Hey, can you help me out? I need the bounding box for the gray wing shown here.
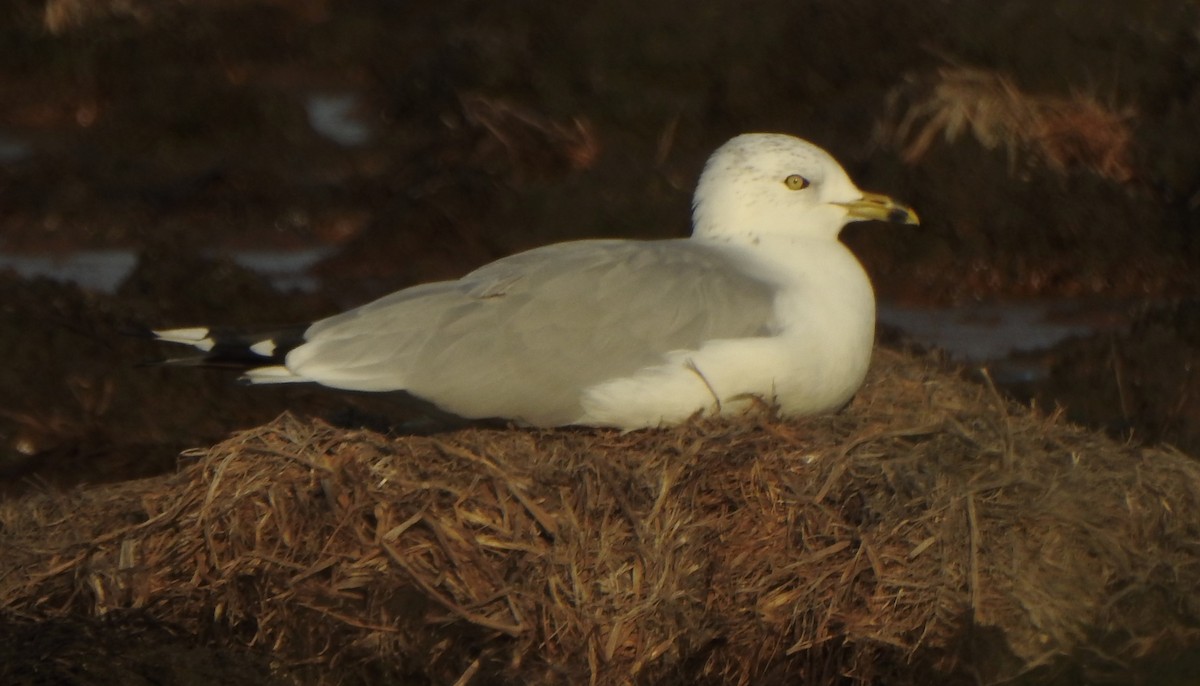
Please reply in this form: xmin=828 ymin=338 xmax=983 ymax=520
xmin=291 ymin=239 xmax=778 ymax=425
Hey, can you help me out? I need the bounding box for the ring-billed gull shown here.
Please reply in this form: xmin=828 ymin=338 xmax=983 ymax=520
xmin=153 ymin=133 xmax=917 ymax=428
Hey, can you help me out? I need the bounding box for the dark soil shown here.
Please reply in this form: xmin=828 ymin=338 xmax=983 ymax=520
xmin=0 ymin=612 xmax=286 ymax=686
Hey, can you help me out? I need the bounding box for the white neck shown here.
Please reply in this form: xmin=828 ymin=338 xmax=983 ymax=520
xmin=691 ymin=183 xmax=850 ymax=244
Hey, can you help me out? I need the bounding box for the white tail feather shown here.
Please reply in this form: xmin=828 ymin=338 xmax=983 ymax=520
xmin=153 ymin=327 xmax=215 ymax=352
xmin=242 ymin=365 xmax=308 ymax=384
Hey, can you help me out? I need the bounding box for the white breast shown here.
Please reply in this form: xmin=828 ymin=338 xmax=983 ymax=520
xmin=575 ymin=236 xmax=876 ymax=428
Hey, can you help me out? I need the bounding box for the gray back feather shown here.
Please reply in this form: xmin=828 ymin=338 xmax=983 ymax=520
xmin=298 ymin=239 xmax=778 ymax=425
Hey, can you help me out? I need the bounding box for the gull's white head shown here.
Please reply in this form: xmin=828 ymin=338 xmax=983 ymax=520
xmin=691 ymin=133 xmax=917 ymax=243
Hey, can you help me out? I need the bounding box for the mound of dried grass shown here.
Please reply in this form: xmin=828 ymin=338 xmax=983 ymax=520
xmin=3 ymin=348 xmax=1199 ymax=685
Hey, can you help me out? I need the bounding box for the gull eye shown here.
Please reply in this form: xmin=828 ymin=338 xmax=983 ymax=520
xmin=784 ymin=174 xmax=810 ymax=190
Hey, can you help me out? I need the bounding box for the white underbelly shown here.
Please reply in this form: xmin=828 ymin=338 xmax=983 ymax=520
xmin=576 ymin=327 xmax=874 ymax=429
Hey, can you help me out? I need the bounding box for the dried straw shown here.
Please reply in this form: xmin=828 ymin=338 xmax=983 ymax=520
xmin=3 ymin=348 xmax=1198 ymax=685
xmin=879 ymin=66 xmax=1135 ymax=183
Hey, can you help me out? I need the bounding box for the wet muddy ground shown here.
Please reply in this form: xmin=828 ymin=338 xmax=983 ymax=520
xmin=2 ymin=0 xmax=1199 ymax=683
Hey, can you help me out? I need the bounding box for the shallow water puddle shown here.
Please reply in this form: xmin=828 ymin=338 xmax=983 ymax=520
xmin=877 ymin=300 xmax=1134 ymax=362
xmin=0 ymin=247 xmax=333 ymax=293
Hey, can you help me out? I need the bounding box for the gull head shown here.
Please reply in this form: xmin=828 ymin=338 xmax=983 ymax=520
xmin=691 ymin=133 xmax=918 ymax=243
